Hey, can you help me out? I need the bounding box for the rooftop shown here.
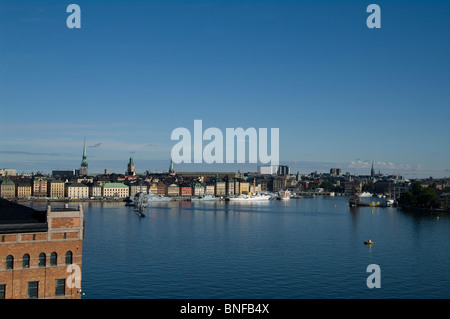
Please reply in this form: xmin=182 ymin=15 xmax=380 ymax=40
xmin=103 ymin=182 xmax=128 ymax=188
xmin=0 ymin=198 xmax=47 ymax=233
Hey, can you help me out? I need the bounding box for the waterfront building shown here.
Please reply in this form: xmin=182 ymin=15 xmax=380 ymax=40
xmin=89 ymin=184 xmax=102 ymax=198
xmin=179 ymin=186 xmax=192 ymax=197
xmin=0 ymin=179 xmax=16 ymax=199
xmin=215 ymin=181 xmax=226 ymax=197
xmin=157 ymin=182 xmax=168 ymax=196
xmin=226 ymin=181 xmax=235 ymax=196
xmin=239 ymin=182 xmax=250 ymax=194
xmin=167 ymin=184 xmax=180 ymax=197
xmin=0 ymin=199 xmax=84 ymax=299
xmin=16 ymin=182 xmax=32 ymax=199
xmin=32 ymin=177 xmax=47 ymax=197
xmin=233 ymin=180 xmax=240 ymax=195
xmin=65 ymin=183 xmax=89 ymax=199
xmin=102 ymin=183 xmax=129 ymax=198
xmin=193 ymin=182 xmax=205 ymax=196
xmin=48 ymin=180 xmax=65 ymax=198
xmin=149 ymin=183 xmax=158 ymax=194
xmin=127 ymin=157 xmax=135 ymax=176
xmin=79 ymin=139 xmax=88 ymax=176
xmin=129 ymin=184 xmax=147 ymax=198
xmin=205 ymin=185 xmax=215 ymax=196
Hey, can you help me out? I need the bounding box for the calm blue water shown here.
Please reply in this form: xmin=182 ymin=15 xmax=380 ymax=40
xmin=48 ymin=197 xmax=450 ymax=299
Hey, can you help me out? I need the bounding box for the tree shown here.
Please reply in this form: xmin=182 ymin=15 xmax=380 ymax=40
xmin=398 ymin=181 xmax=439 ymax=209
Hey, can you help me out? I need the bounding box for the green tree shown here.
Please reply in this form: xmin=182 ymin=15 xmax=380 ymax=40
xmin=399 ymin=181 xmax=439 ymax=208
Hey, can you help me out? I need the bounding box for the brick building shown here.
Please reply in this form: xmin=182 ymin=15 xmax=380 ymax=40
xmin=0 ymin=199 xmax=84 ymax=299
xmin=32 ymin=177 xmax=47 ymax=197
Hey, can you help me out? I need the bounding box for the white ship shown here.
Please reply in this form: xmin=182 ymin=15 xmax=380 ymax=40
xmin=147 ymin=190 xmax=172 ymax=202
xmin=191 ymin=194 xmax=219 ymax=201
xmin=131 ymin=191 xmax=172 ymax=204
xmin=358 ymin=192 xmax=373 ymax=197
xmin=227 ymin=193 xmax=271 ymax=201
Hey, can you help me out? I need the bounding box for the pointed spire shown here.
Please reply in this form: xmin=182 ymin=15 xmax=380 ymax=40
xmin=169 ymin=158 xmax=175 ymax=175
xmin=80 ymin=138 xmax=88 ymax=168
xmin=83 ymin=138 xmax=86 ymax=158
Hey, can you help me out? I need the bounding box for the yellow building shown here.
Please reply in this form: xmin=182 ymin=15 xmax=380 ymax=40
xmin=16 ymin=183 xmax=32 ymax=199
xmin=102 ymin=183 xmax=129 ymax=198
xmin=149 ymin=183 xmax=158 ymax=194
xmin=215 ymin=181 xmax=226 ymax=197
xmin=239 ymin=182 xmax=250 ymax=194
xmin=65 ymin=183 xmax=89 ymax=199
xmin=0 ymin=179 xmax=15 ymax=199
xmin=167 ymin=184 xmax=179 ymax=197
xmin=48 ymin=180 xmax=65 ymax=198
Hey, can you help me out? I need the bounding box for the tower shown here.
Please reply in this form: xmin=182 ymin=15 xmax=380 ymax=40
xmin=79 ymin=138 xmax=88 ymax=176
xmin=127 ymin=156 xmax=135 ymax=176
xmin=371 ymin=161 xmax=375 ymax=178
xmin=169 ymin=159 xmax=175 ymax=176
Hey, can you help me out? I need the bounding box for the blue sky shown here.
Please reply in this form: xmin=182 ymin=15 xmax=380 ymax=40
xmin=1 ymin=0 xmax=449 ymax=177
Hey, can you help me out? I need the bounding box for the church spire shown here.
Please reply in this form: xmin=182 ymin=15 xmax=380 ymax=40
xmin=371 ymin=160 xmax=375 ymax=177
xmin=169 ymin=158 xmax=175 ymax=176
xmin=79 ymin=138 xmax=88 ymax=176
xmin=80 ymin=138 xmax=88 ymax=168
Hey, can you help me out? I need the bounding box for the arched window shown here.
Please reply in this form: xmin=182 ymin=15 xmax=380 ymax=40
xmin=50 ymin=252 xmax=57 ymax=266
xmin=38 ymin=253 xmax=46 ymax=267
xmin=23 ymin=254 xmax=30 ymax=268
xmin=6 ymin=255 xmax=13 ymax=270
xmin=65 ymin=251 xmax=73 ymax=265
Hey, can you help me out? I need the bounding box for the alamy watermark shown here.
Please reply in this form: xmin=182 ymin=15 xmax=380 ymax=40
xmin=66 ymin=264 xmax=82 ymax=289
xmin=366 ymin=264 xmax=381 ymax=289
xmin=171 ymin=120 xmax=279 ymax=166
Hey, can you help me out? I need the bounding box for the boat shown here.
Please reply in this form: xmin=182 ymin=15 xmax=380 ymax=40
xmin=191 ymin=194 xmax=219 ymax=201
xmin=147 ymin=190 xmax=172 ymax=202
xmin=386 ymin=199 xmax=395 ymax=206
xmin=277 ymin=190 xmax=291 ymax=200
xmin=227 ymin=193 xmax=271 ymax=201
xmin=364 ymin=240 xmax=374 ymax=245
xmin=359 ymin=192 xmax=373 ymax=197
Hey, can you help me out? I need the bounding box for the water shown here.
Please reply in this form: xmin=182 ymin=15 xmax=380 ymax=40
xmin=51 ymin=197 xmax=450 ymax=299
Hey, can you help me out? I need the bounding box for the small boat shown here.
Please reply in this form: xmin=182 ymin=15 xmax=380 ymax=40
xmin=364 ymin=240 xmax=374 ymax=245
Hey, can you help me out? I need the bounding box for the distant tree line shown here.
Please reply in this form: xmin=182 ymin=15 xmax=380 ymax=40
xmin=398 ymin=181 xmax=440 ymax=209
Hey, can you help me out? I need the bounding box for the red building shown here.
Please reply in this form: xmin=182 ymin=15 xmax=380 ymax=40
xmin=0 ymin=199 xmax=84 ymax=299
xmin=179 ymin=186 xmax=192 ymax=196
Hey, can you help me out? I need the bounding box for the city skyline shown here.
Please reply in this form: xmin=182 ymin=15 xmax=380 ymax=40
xmin=1 ymin=1 xmax=449 ymax=178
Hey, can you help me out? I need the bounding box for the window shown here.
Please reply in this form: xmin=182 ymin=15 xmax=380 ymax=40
xmin=38 ymin=253 xmax=46 ymax=267
xmin=55 ymin=279 xmax=65 ymax=297
xmin=65 ymin=251 xmax=73 ymax=265
xmin=50 ymin=252 xmax=57 ymax=266
xmin=22 ymin=254 xmax=30 ymax=268
xmin=0 ymin=284 xmax=5 ymax=299
xmin=28 ymin=281 xmax=38 ymax=299
xmin=6 ymin=255 xmax=13 ymax=270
